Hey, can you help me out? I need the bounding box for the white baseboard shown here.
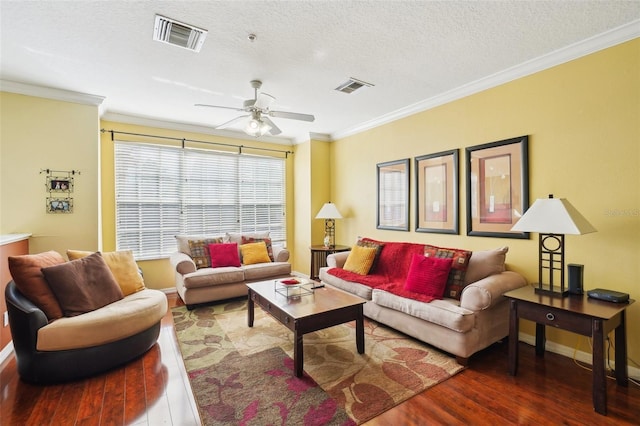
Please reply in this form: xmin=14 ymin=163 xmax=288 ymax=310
xmin=518 ymin=332 xmax=640 ymax=381
xmin=0 ymin=342 xmax=14 ymax=366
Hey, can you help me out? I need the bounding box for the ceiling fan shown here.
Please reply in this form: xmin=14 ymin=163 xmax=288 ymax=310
xmin=195 ymin=80 xmax=315 ymax=137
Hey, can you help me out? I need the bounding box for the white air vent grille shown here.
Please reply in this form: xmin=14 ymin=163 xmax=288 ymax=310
xmin=153 ymin=15 xmax=207 ymax=52
xmin=335 ymin=77 xmax=374 ymax=94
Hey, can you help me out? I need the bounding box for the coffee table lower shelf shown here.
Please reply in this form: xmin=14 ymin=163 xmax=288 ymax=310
xmin=247 ymin=280 xmax=365 ymax=377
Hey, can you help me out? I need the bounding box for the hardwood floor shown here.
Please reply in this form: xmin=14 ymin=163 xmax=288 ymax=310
xmin=1 ymin=293 xmax=638 ymax=425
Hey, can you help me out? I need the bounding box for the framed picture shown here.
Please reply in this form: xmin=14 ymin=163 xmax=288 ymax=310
xmin=47 ymin=197 xmax=73 ymax=214
xmin=415 ymin=149 xmax=459 ymax=234
xmin=466 ymin=135 xmax=529 ymax=238
xmin=377 ymin=158 xmax=410 ymax=231
xmin=47 ymin=176 xmax=74 ymax=193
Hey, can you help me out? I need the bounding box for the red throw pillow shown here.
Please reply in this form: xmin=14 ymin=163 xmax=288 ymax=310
xmin=404 ymin=254 xmax=453 ymax=298
xmin=208 ymin=243 xmax=241 ymax=267
xmin=424 ymin=245 xmax=472 ymax=300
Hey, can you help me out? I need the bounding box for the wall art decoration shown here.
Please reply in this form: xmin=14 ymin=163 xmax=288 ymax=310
xmin=415 ymin=149 xmax=458 ymax=234
xmin=41 ymin=168 xmax=79 ymax=214
xmin=47 ymin=176 xmax=74 ymax=193
xmin=47 ymin=197 xmax=73 ymax=213
xmin=377 ymin=158 xmax=410 ymax=231
xmin=465 ymin=136 xmax=529 ymax=238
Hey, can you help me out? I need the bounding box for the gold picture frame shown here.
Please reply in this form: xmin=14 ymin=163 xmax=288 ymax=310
xmin=376 ymin=158 xmax=410 ymax=231
xmin=415 ymin=149 xmax=458 ymax=234
xmin=465 ymin=135 xmax=529 ymax=238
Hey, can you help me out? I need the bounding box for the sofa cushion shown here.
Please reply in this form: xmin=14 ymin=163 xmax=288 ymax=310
xmin=188 ymin=238 xmax=225 ymax=269
xmin=464 ymin=246 xmax=508 ymax=285
xmin=175 ymin=234 xmax=225 ymax=256
xmin=8 ymin=251 xmax=66 ymax=321
xmin=182 ymin=267 xmax=245 ymax=289
xmin=372 ymin=289 xmax=475 ymax=333
xmin=424 ymin=245 xmax=472 ymax=300
xmin=41 ymin=252 xmax=124 ymax=317
xmin=343 ymin=245 xmax=377 ymax=275
xmin=37 ymin=288 xmax=167 ymax=351
xmin=240 ymin=242 xmax=272 ymax=265
xmin=67 ymin=250 xmax=145 ymax=296
xmin=208 ymin=243 xmax=241 ymax=267
xmin=357 ymin=237 xmax=385 ymax=273
xmin=320 ymin=269 xmax=374 ymax=300
xmin=404 ymin=254 xmax=452 ymax=299
xmin=241 ymin=236 xmax=274 ymax=261
xmin=227 ymin=231 xmax=269 ymax=245
xmin=243 ymin=262 xmax=292 ymax=281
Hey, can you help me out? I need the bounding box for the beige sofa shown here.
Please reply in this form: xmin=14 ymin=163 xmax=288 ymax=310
xmin=319 ymin=242 xmax=526 ymax=365
xmin=170 ymin=233 xmax=291 ymax=308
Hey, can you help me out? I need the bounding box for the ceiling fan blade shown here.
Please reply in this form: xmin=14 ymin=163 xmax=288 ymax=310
xmin=195 ymin=103 xmax=245 ymax=112
xmin=261 ymin=117 xmax=282 ymax=135
xmin=215 ymin=115 xmax=249 ymax=130
xmin=269 ymin=110 xmax=315 ymax=122
xmin=254 ymin=93 xmax=276 ymax=110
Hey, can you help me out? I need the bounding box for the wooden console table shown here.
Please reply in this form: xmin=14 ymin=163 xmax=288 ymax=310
xmin=309 ymin=245 xmax=350 ymax=281
xmin=505 ymin=285 xmax=634 ymax=415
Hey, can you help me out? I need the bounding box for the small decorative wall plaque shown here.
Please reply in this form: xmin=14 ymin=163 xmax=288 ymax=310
xmin=41 ymin=168 xmax=79 ymax=214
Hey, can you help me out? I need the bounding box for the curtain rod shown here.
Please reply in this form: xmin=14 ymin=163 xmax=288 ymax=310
xmin=100 ymin=129 xmax=294 ymax=158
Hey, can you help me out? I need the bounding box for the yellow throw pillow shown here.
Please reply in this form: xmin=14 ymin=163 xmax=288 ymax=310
xmin=67 ymin=250 xmax=145 ymax=296
xmin=343 ymin=245 xmax=377 ymax=275
xmin=239 ymin=242 xmax=272 ymax=265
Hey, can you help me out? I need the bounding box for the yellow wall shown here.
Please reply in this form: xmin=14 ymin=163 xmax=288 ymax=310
xmin=0 ymin=92 xmax=101 ymax=255
xmin=290 ymin=138 xmax=332 ymax=275
xmin=99 ymin=120 xmax=296 ymax=289
xmin=328 ymin=39 xmax=640 ymax=363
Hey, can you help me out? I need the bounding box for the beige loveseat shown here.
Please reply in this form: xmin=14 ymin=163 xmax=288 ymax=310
xmin=170 ymin=232 xmax=291 ymax=308
xmin=319 ymin=240 xmax=526 ymax=365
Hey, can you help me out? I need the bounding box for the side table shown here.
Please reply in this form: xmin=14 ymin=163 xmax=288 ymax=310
xmin=309 ymin=245 xmax=350 ymax=281
xmin=504 ymin=285 xmax=634 ymax=415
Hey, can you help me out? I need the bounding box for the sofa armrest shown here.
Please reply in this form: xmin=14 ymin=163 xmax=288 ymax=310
xmin=460 ymin=271 xmax=527 ymax=311
xmin=327 ymin=251 xmax=350 ymax=268
xmin=273 ymin=245 xmax=290 ymax=262
xmin=169 ymin=252 xmax=197 ymax=275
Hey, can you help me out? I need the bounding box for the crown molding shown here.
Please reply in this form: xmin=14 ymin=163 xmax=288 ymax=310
xmin=0 ymin=80 xmax=105 ymax=107
xmin=330 ymin=20 xmax=640 ymax=141
xmin=101 ymin=112 xmax=296 ymax=146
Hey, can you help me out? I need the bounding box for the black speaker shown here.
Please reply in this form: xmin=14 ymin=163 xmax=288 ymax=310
xmin=568 ymin=264 xmax=584 ymax=295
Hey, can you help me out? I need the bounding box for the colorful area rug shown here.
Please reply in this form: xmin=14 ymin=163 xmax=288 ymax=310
xmin=172 ymin=299 xmax=464 ymax=425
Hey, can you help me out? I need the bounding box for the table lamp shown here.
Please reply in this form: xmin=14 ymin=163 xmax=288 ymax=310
xmin=315 ymin=202 xmax=342 ymax=248
xmin=511 ymin=194 xmax=596 ymax=296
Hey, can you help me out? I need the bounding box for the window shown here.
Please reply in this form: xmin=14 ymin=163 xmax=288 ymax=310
xmin=115 ymin=142 xmax=286 ymax=259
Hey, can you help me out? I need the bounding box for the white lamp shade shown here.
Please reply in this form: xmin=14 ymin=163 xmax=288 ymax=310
xmin=315 ymin=202 xmax=343 ymax=219
xmin=511 ymin=196 xmax=596 ymax=235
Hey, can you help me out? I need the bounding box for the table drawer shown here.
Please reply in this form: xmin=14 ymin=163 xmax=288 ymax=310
xmin=518 ymin=302 xmax=592 ymax=335
xmin=251 ymin=292 xmax=295 ymax=330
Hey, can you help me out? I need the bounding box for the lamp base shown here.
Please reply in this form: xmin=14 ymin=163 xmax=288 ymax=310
xmin=534 ymin=284 xmax=569 ymax=297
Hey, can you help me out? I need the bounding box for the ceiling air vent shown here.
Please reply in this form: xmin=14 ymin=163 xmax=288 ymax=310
xmin=335 ymin=77 xmax=374 ymax=94
xmin=153 ymin=15 xmax=207 ymax=52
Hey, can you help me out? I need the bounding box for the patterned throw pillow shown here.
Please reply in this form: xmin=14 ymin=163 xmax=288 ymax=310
xmin=423 ymin=245 xmax=472 ymax=300
xmin=343 ymin=245 xmax=378 ymax=275
xmin=357 ymin=237 xmax=385 ymax=274
xmin=188 ymin=238 xmax=224 ymax=269
xmin=240 ymin=236 xmax=274 ymax=261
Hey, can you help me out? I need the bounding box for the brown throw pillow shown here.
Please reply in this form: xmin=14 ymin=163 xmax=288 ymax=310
xmin=67 ymin=249 xmax=145 ymax=296
xmin=41 ymin=252 xmax=124 ymax=317
xmin=8 ymin=251 xmax=66 ymax=321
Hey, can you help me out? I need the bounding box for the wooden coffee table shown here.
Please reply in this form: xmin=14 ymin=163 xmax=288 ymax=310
xmin=247 ymin=279 xmax=365 ymax=377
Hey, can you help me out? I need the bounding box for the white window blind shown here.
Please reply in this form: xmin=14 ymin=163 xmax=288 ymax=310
xmin=115 ymin=142 xmax=286 ymax=259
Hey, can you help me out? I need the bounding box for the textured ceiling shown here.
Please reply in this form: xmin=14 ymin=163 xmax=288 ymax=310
xmin=1 ymin=1 xmax=639 ymax=143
